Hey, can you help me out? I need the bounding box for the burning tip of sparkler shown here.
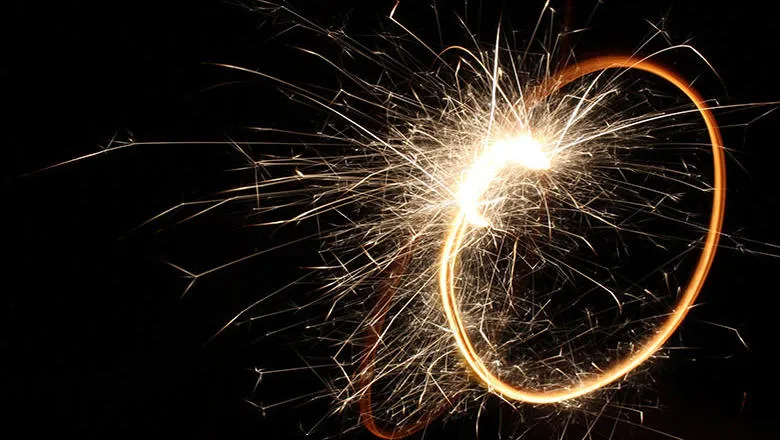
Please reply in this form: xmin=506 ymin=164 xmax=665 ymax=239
xmin=495 ymin=134 xmax=552 ymax=171
xmin=457 ymin=133 xmax=552 ymax=227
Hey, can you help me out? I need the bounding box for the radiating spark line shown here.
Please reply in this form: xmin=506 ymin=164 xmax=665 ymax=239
xmin=439 ymin=55 xmax=725 ymax=404
xmin=27 ymin=2 xmax=773 ymax=438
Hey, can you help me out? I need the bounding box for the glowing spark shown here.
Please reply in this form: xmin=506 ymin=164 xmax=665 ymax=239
xmin=439 ymin=55 xmax=725 ymax=404
xmin=65 ymin=3 xmax=753 ymax=437
xmin=457 ymin=134 xmax=552 ymax=227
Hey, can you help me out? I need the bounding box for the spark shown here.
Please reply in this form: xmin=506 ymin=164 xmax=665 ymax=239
xmin=440 ymin=55 xmax=725 ymax=404
xmin=165 ymin=7 xmax=733 ymax=434
xmin=32 ymin=1 xmax=773 ymax=438
xmin=457 ymin=134 xmax=552 ymax=227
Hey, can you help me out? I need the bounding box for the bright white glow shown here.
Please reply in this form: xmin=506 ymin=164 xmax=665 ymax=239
xmin=457 ymin=135 xmax=551 ymax=227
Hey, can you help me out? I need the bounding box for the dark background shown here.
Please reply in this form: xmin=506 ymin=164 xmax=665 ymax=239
xmin=3 ymin=1 xmax=780 ymax=438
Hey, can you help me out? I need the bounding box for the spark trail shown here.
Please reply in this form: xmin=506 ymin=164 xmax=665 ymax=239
xmin=158 ymin=3 xmax=732 ymax=437
xmin=439 ymin=55 xmax=725 ymax=405
xmin=37 ymin=1 xmax=764 ymax=438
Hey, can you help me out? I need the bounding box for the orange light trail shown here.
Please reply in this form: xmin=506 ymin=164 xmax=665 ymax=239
xmin=357 ymin=240 xmax=450 ymax=439
xmin=439 ymin=55 xmax=726 ymax=404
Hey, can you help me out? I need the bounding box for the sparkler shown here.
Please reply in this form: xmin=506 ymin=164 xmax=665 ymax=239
xmin=35 ymin=1 xmax=745 ymax=437
xmin=440 ymin=55 xmax=725 ymax=405
xmin=163 ymin=2 xmax=731 ymax=436
xmin=346 ymin=45 xmax=726 ymax=435
xmin=225 ymin=0 xmax=732 ymax=433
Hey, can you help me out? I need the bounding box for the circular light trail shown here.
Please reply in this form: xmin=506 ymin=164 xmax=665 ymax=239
xmin=439 ymin=55 xmax=726 ymax=404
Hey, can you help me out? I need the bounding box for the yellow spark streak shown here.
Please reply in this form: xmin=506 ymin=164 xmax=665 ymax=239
xmin=439 ymin=56 xmax=726 ymax=404
xmin=456 ymin=135 xmax=551 ymax=227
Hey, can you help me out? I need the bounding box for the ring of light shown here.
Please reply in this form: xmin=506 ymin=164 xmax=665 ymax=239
xmin=439 ymin=56 xmax=726 ymax=404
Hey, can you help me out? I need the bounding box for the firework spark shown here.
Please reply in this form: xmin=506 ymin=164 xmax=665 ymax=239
xmin=439 ymin=55 xmax=725 ymax=406
xmin=221 ymin=2 xmax=733 ymax=435
xmin=34 ymin=1 xmax=761 ymax=438
xmin=147 ymin=2 xmax=730 ymax=436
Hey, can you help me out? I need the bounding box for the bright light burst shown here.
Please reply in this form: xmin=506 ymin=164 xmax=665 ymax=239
xmin=457 ymin=133 xmax=552 ymax=228
xmin=440 ymin=55 xmax=725 ymax=408
xmin=53 ymin=0 xmax=760 ymax=437
xmin=205 ymin=2 xmax=731 ymax=437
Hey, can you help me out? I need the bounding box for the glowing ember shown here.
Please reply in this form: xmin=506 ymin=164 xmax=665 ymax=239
xmin=457 ymin=134 xmax=552 ymax=227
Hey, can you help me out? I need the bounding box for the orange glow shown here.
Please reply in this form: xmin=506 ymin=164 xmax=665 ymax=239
xmin=358 ymin=240 xmax=450 ymax=439
xmin=439 ymin=55 xmax=726 ymax=404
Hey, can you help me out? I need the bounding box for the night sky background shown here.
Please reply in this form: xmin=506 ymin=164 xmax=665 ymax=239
xmin=4 ymin=1 xmax=780 ymax=438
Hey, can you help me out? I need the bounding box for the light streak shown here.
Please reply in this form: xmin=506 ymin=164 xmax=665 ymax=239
xmin=357 ymin=238 xmax=450 ymax=439
xmin=39 ymin=1 xmax=762 ymax=437
xmin=457 ymin=134 xmax=552 ymax=228
xmin=234 ymin=11 xmax=734 ymax=433
xmin=439 ymin=55 xmax=725 ymax=404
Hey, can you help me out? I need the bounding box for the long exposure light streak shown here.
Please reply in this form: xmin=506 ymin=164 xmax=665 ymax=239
xmin=36 ymin=2 xmax=757 ymax=438
xmin=439 ymin=55 xmax=725 ymax=404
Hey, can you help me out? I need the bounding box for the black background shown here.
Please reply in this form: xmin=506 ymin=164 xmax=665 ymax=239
xmin=4 ymin=1 xmax=780 ymax=438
